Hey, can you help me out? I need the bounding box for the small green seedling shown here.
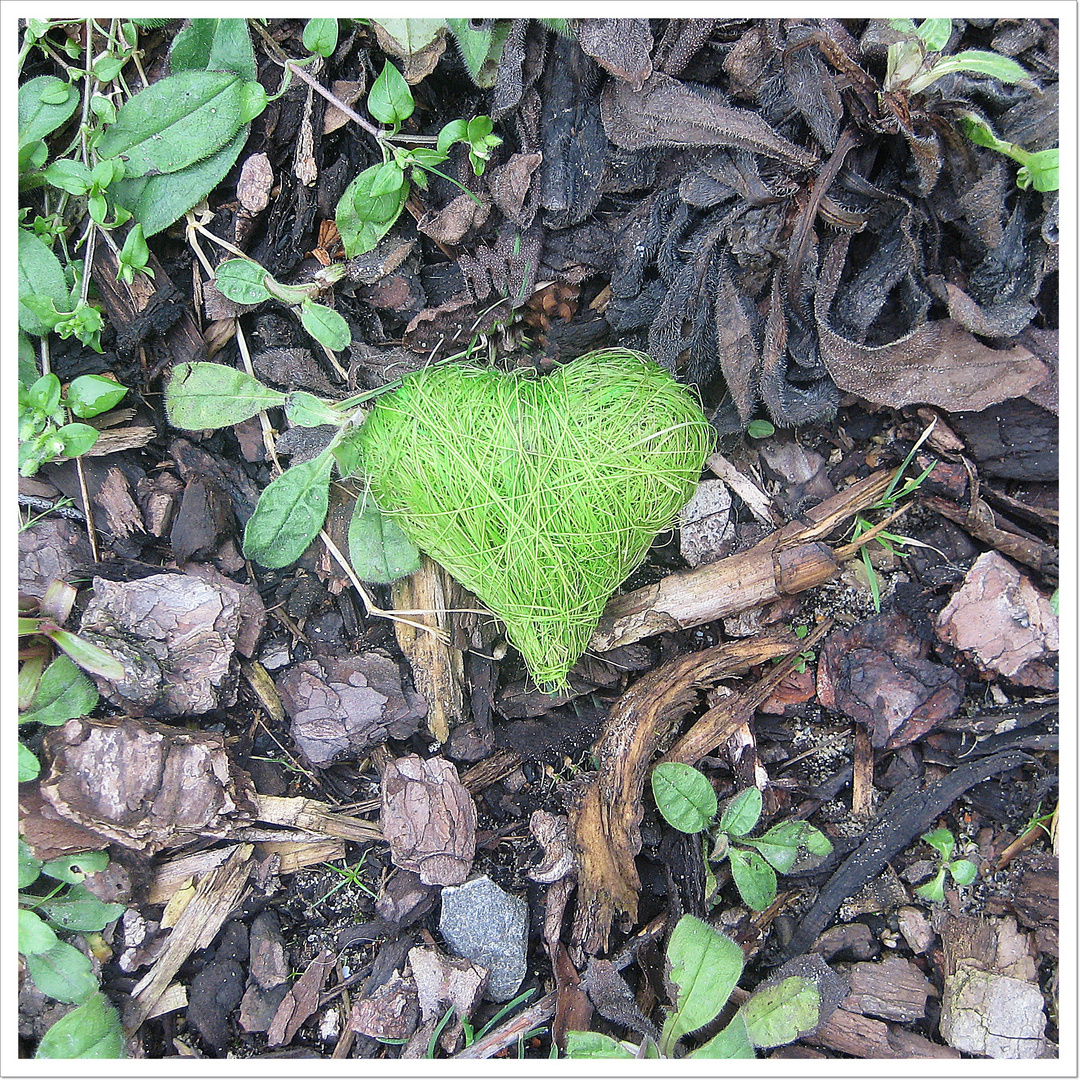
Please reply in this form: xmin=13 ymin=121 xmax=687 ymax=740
xmin=566 ymin=915 xmax=829 ymax=1058
xmin=18 ymin=841 xmax=126 ymax=1058
xmin=18 ymin=371 xmax=128 ymax=478
xmin=956 ymin=112 xmax=1058 ymax=193
xmin=914 ymin=827 xmax=978 ymax=902
xmin=213 ymin=257 xmax=350 ymax=353
xmin=650 ymin=768 xmax=832 ymax=913
xmin=334 ymin=61 xmax=500 ymax=257
xmin=745 ymin=419 xmax=775 ymax=439
xmin=850 ymin=419 xmax=939 ymax=611
xmin=427 ymin=987 xmax=538 ymax=1057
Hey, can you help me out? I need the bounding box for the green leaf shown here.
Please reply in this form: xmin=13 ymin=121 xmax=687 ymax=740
xmin=41 ymin=851 xmax=110 ymax=884
xmin=348 ymin=494 xmax=421 ymax=584
xmin=65 ymin=375 xmax=128 ymax=419
xmin=688 ymin=1014 xmax=756 ymax=1058
xmin=661 ymin=915 xmax=744 ymax=1053
xmin=19 ymin=908 xmax=58 ymax=955
xmin=446 ymin=19 xmax=511 ymax=88
xmin=367 ymin=61 xmax=414 ymax=125
xmin=93 ymin=53 xmax=127 ymax=83
xmin=740 ymin=976 xmax=820 ymax=1048
xmin=19 ymin=840 xmax=44 ymax=889
xmin=335 ymin=163 xmax=408 ymax=257
xmin=21 ymin=654 xmax=98 ymax=727
xmin=214 ymin=258 xmax=271 ymax=304
xmin=1017 ymin=148 xmax=1058 ymax=192
xmin=368 ymin=160 xmax=407 ymax=197
xmin=916 ymin=18 xmax=953 ymax=51
xmin=909 ymin=50 xmax=1028 ymax=94
xmin=165 ymin=361 xmax=285 ymax=429
xmin=303 ymin=18 xmax=339 ymax=58
xmin=299 ymin=299 xmax=351 ymax=352
xmin=242 ymin=451 xmax=335 ymax=569
xmin=915 ymin=867 xmax=948 ymax=902
xmin=55 ymin=423 xmax=100 ymax=459
xmin=38 ymin=885 xmax=125 ymax=933
xmin=96 ymin=70 xmax=244 ymax=177
xmin=25 ymin=939 xmax=98 ymax=1004
xmin=717 ymin=788 xmax=763 ymax=838
xmin=35 ymin=991 xmax=124 ymax=1058
xmin=28 ymin=371 xmax=63 ymax=414
xmin=372 ymin=18 xmax=445 ymax=55
xmin=949 ymin=859 xmax=978 ymax=886
xmin=746 ymin=419 xmax=775 ymax=439
xmin=18 ymin=229 xmax=70 ymax=336
xmin=728 ymin=847 xmax=777 ymax=911
xmin=651 ymin=762 xmax=717 ymax=834
xmin=741 ymin=837 xmax=798 ymax=874
xmin=564 ymin=1031 xmax=636 ymax=1058
xmin=921 ymin=827 xmax=955 ymax=862
xmin=42 ymin=627 xmax=125 ymax=682
xmin=750 ymin=819 xmax=832 ymax=872
xmin=19 ymin=741 xmax=41 ymax=782
xmin=170 ymin=18 xmax=257 ymax=81
xmin=19 ymin=76 xmax=79 ymax=147
xmin=110 ymin=123 xmax=250 ymax=236
xmin=437 ymin=117 xmax=469 ymax=155
xmin=43 ymin=159 xmax=93 ymax=196
xmin=285 ymin=391 xmax=345 ymax=428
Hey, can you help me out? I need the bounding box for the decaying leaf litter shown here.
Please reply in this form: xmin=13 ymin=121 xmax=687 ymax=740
xmin=16 ymin=16 xmax=1060 ymax=1061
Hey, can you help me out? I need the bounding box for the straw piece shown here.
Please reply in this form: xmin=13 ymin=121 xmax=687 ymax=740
xmin=358 ymin=349 xmax=713 ymax=688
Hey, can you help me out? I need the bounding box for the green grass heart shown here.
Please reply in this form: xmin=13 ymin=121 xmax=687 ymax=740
xmin=357 ymin=349 xmax=713 ymax=688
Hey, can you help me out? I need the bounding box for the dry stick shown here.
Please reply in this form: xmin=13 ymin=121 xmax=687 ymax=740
xmin=589 ymin=468 xmax=896 ymax=652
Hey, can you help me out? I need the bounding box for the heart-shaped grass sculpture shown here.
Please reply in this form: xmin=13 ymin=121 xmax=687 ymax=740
xmin=357 ymin=349 xmax=713 ymax=688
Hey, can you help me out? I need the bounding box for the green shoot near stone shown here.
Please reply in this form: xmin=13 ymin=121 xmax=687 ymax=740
xmin=914 ymin=827 xmax=978 ymax=902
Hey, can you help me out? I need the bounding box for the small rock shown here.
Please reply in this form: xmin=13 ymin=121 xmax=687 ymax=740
xmin=897 ymin=906 xmax=935 ymax=954
xmin=18 ymin=518 xmax=94 ymax=599
xmin=939 ymin=965 xmax=1050 ymax=1058
xmin=678 ymin=480 xmax=733 ymax=567
xmin=438 ymin=876 xmax=528 ymax=1002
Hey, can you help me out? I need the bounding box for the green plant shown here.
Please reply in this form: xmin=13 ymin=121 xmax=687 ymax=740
xmin=18 ymin=371 xmax=127 ymax=477
xmin=849 ymin=421 xmax=939 ymax=611
xmin=333 ymin=60 xmax=501 ymax=257
xmin=565 ymin=915 xmax=825 ymax=1058
xmin=18 ymin=842 xmax=126 ymax=1058
xmin=651 ymin=770 xmax=832 ymax=913
xmin=303 ymin=18 xmax=339 ymax=59
xmin=913 ymin=827 xmax=978 ymax=902
xmin=313 ymin=858 xmax=379 ymax=907
xmin=164 ymin=360 xmax=422 ymax=576
xmin=19 ymin=580 xmax=125 ymax=782
xmin=882 ymin=19 xmax=1056 ymax=192
xmin=213 ymin=257 xmax=350 ymax=353
xmin=428 ymin=987 xmax=538 ymax=1057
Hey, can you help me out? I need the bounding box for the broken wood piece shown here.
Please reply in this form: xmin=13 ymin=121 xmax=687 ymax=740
xmin=391 ymin=554 xmax=474 ymax=744
xmin=253 ymin=794 xmax=381 ymax=843
xmin=590 ymin=469 xmax=895 ymax=652
xmin=126 ymin=843 xmax=256 ymax=1034
xmin=805 ymin=1005 xmax=961 ymax=1058
xmin=705 ymin=451 xmax=782 ymax=526
xmin=569 ymin=630 xmax=802 ymax=956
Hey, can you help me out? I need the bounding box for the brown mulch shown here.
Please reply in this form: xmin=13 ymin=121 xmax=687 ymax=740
xmin=18 ymin=17 xmax=1058 ymax=1061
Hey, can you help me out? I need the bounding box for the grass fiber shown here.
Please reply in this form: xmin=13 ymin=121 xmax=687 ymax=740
xmin=358 ymin=349 xmax=713 ymax=688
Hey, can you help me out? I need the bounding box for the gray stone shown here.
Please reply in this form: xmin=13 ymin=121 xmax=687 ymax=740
xmin=438 ymin=876 xmax=528 ymax=1002
xmin=939 ymin=964 xmax=1050 ymax=1058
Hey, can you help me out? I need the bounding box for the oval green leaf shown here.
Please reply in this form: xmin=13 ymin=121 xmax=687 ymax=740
xmin=688 ymin=1014 xmax=756 ymax=1059
xmin=717 ymin=787 xmax=763 ymax=838
xmin=367 ymin=61 xmax=414 ymax=126
xmin=214 ymin=258 xmax=271 ymax=304
xmin=299 ymin=300 xmax=350 ymax=352
xmin=35 ymin=992 xmax=124 ymax=1059
xmin=41 ymin=851 xmax=110 ymax=884
xmin=740 ymin=976 xmax=820 ymax=1048
xmin=564 ymin=1031 xmax=636 ymax=1058
xmin=285 ymin=391 xmax=345 ymax=429
xmin=661 ymin=915 xmax=744 ymax=1052
xmin=335 ymin=163 xmax=408 ymax=257
xmin=348 ymin=494 xmax=421 ymax=584
xmin=19 ymin=839 xmax=43 ymax=889
xmin=19 ymin=76 xmax=79 ymax=146
xmin=242 ymin=451 xmax=335 ymax=569
xmin=19 ymin=909 xmax=57 ymax=955
xmin=65 ymin=374 xmax=128 ymax=419
xmin=96 ymin=69 xmax=243 ymax=177
xmin=18 ymin=229 xmax=71 ymax=336
xmin=21 ymin=654 xmax=98 ymax=727
xmin=303 ymin=18 xmax=339 ymax=58
xmin=728 ymin=847 xmax=776 ymax=911
xmin=25 ymin=939 xmax=98 ymax=1004
xmin=38 ymin=885 xmax=125 ymax=933
xmin=19 ymin=741 xmax=41 ymax=782
xmin=651 ymin=762 xmax=717 ymax=833
xmin=165 ymin=361 xmax=285 ymax=429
